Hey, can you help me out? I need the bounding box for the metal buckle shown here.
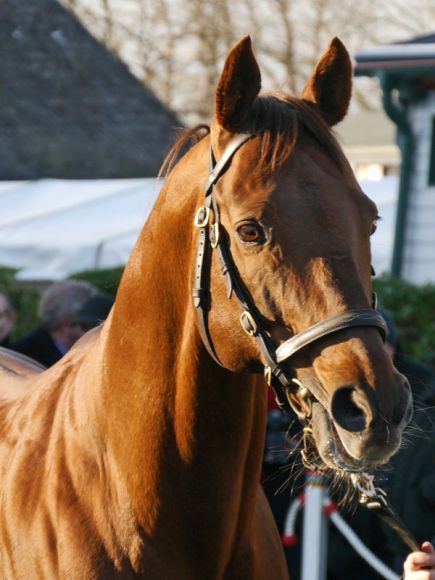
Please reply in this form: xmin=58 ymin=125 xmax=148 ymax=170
xmin=350 ymin=472 xmax=388 ymax=508
xmin=290 ymin=378 xmax=313 ymax=419
xmin=351 ymin=472 xmax=377 ymax=497
xmin=240 ymin=311 xmax=257 ymax=336
xmin=194 ymin=206 xmax=210 ymax=228
xmin=210 ymin=222 xmax=220 ymax=248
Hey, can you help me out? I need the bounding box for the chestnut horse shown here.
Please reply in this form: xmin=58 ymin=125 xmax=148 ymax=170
xmin=0 ymin=37 xmax=412 ymax=579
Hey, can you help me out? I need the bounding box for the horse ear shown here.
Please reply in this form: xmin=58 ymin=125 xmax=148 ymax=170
xmin=301 ymin=37 xmax=352 ymax=126
xmin=215 ymin=36 xmax=261 ymax=132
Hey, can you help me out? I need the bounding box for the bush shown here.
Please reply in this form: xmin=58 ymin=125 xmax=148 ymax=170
xmin=374 ymin=275 xmax=435 ymax=365
xmin=70 ymin=267 xmax=124 ymax=295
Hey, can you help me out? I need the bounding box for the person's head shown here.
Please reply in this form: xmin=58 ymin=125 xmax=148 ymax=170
xmin=0 ymin=288 xmax=16 ymax=344
xmin=74 ymin=293 xmax=114 ymax=333
xmin=38 ymin=280 xmax=97 ymax=350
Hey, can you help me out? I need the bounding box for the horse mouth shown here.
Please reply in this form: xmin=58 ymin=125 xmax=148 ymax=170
xmin=309 ymin=401 xmax=369 ymax=473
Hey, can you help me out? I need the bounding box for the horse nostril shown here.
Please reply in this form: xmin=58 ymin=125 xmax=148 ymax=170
xmin=330 ymin=386 xmax=374 ymax=433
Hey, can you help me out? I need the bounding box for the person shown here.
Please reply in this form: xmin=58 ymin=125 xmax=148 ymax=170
xmin=326 ymin=308 xmax=435 ymax=579
xmin=263 ymin=307 xmax=435 ymax=579
xmin=328 ymin=309 xmax=435 ymax=580
xmin=404 ymin=543 xmax=435 ymax=579
xmin=74 ymin=293 xmax=114 ymax=334
xmin=10 ymin=280 xmax=97 ymax=367
xmin=0 ymin=288 xmax=16 ymax=348
xmin=378 ymin=308 xmax=435 ymax=575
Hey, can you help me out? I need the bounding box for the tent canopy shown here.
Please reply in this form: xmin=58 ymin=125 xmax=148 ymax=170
xmin=0 ymin=179 xmax=160 ymax=281
xmin=0 ymin=177 xmax=397 ymax=281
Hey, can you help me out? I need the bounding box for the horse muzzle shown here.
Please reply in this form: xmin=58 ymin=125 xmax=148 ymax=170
xmin=311 ymin=374 xmax=413 ymax=472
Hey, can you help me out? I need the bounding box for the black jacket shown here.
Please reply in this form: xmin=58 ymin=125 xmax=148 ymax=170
xmin=381 ymin=354 xmax=435 ymax=555
xmin=10 ymin=327 xmax=62 ymax=368
xmin=0 ymin=336 xmax=12 ymax=349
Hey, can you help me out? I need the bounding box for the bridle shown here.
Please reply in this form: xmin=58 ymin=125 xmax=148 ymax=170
xmin=192 ymin=133 xmax=387 ymax=417
xmin=192 ymin=133 xmax=420 ymax=553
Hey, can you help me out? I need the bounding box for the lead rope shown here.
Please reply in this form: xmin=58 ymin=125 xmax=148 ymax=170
xmin=351 ymin=472 xmax=420 ymax=552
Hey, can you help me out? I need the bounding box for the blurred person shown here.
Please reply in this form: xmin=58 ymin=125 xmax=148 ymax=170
xmin=0 ymin=288 xmax=16 ymax=348
xmin=74 ymin=293 xmax=114 ymax=333
xmin=10 ymin=280 xmax=97 ymax=367
xmin=378 ymin=308 xmax=435 ymax=575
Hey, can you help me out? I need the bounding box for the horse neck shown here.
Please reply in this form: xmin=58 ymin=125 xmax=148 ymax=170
xmin=100 ymin=147 xmax=267 ymax=534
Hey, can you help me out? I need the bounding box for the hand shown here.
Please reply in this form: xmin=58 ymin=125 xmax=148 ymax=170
xmin=404 ymin=542 xmax=435 ymax=579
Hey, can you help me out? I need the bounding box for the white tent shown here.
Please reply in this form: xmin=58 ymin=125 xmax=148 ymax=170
xmin=362 ymin=176 xmax=398 ymax=276
xmin=0 ymin=176 xmax=398 ymax=281
xmin=0 ymin=178 xmax=161 ymax=281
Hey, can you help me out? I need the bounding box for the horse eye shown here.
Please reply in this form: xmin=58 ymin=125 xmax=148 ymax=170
xmin=236 ymin=222 xmax=265 ymax=244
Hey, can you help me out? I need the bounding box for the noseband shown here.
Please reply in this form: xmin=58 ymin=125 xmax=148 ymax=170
xmin=192 ymin=134 xmax=387 ymax=415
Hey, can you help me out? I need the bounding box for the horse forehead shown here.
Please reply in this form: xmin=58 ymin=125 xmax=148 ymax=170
xmin=223 ymin=158 xmax=364 ymax=219
xmin=216 ymin=135 xmax=375 ymax=224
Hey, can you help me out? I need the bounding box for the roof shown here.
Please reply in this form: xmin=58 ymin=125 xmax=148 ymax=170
xmin=335 ymin=111 xmax=400 ymax=166
xmin=400 ymin=33 xmax=435 ymax=45
xmin=0 ymin=0 xmax=181 ymax=179
xmin=355 ymin=32 xmax=435 ymax=76
xmin=336 ymin=111 xmax=397 ymax=148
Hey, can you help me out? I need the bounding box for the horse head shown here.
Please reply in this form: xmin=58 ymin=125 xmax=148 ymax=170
xmin=191 ymin=36 xmax=412 ymax=474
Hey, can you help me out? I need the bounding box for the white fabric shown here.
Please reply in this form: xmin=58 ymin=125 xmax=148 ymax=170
xmin=0 ymin=178 xmax=161 ymax=281
xmin=362 ymin=176 xmax=398 ymax=275
xmin=0 ymin=177 xmax=398 ymax=281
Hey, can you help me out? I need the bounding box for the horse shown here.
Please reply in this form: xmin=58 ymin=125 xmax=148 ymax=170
xmin=0 ymin=36 xmax=412 ymax=579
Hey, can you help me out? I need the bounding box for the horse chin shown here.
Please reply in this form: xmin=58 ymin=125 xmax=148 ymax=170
xmin=310 ymin=401 xmax=370 ymax=474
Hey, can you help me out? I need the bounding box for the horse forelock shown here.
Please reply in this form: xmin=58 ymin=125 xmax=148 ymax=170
xmin=250 ymin=93 xmax=344 ymax=174
xmin=160 ymin=92 xmax=344 ymax=181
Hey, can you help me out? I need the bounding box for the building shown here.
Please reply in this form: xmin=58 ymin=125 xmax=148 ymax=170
xmin=0 ymin=0 xmax=180 ymax=179
xmin=335 ymin=110 xmax=400 ymax=181
xmin=355 ymin=34 xmax=435 ymax=284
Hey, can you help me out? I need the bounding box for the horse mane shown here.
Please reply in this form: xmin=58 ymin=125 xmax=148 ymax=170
xmin=160 ymin=93 xmax=344 ymax=178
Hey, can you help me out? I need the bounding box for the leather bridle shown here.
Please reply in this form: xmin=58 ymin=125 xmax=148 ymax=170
xmin=192 ymin=133 xmax=387 ymax=416
xmin=191 ymin=133 xmax=420 ymax=552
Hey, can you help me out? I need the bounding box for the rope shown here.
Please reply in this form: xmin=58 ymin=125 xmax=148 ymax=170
xmin=327 ymin=502 xmax=399 ymax=580
xmin=282 ymin=494 xmax=304 ymax=547
xmin=281 ymin=494 xmax=400 ymax=580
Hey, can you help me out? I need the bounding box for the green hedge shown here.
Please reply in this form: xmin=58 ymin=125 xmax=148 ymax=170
xmin=374 ymin=275 xmax=435 ymax=364
xmin=2 ymin=267 xmax=435 ymax=365
xmin=71 ymin=267 xmax=124 ymax=295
